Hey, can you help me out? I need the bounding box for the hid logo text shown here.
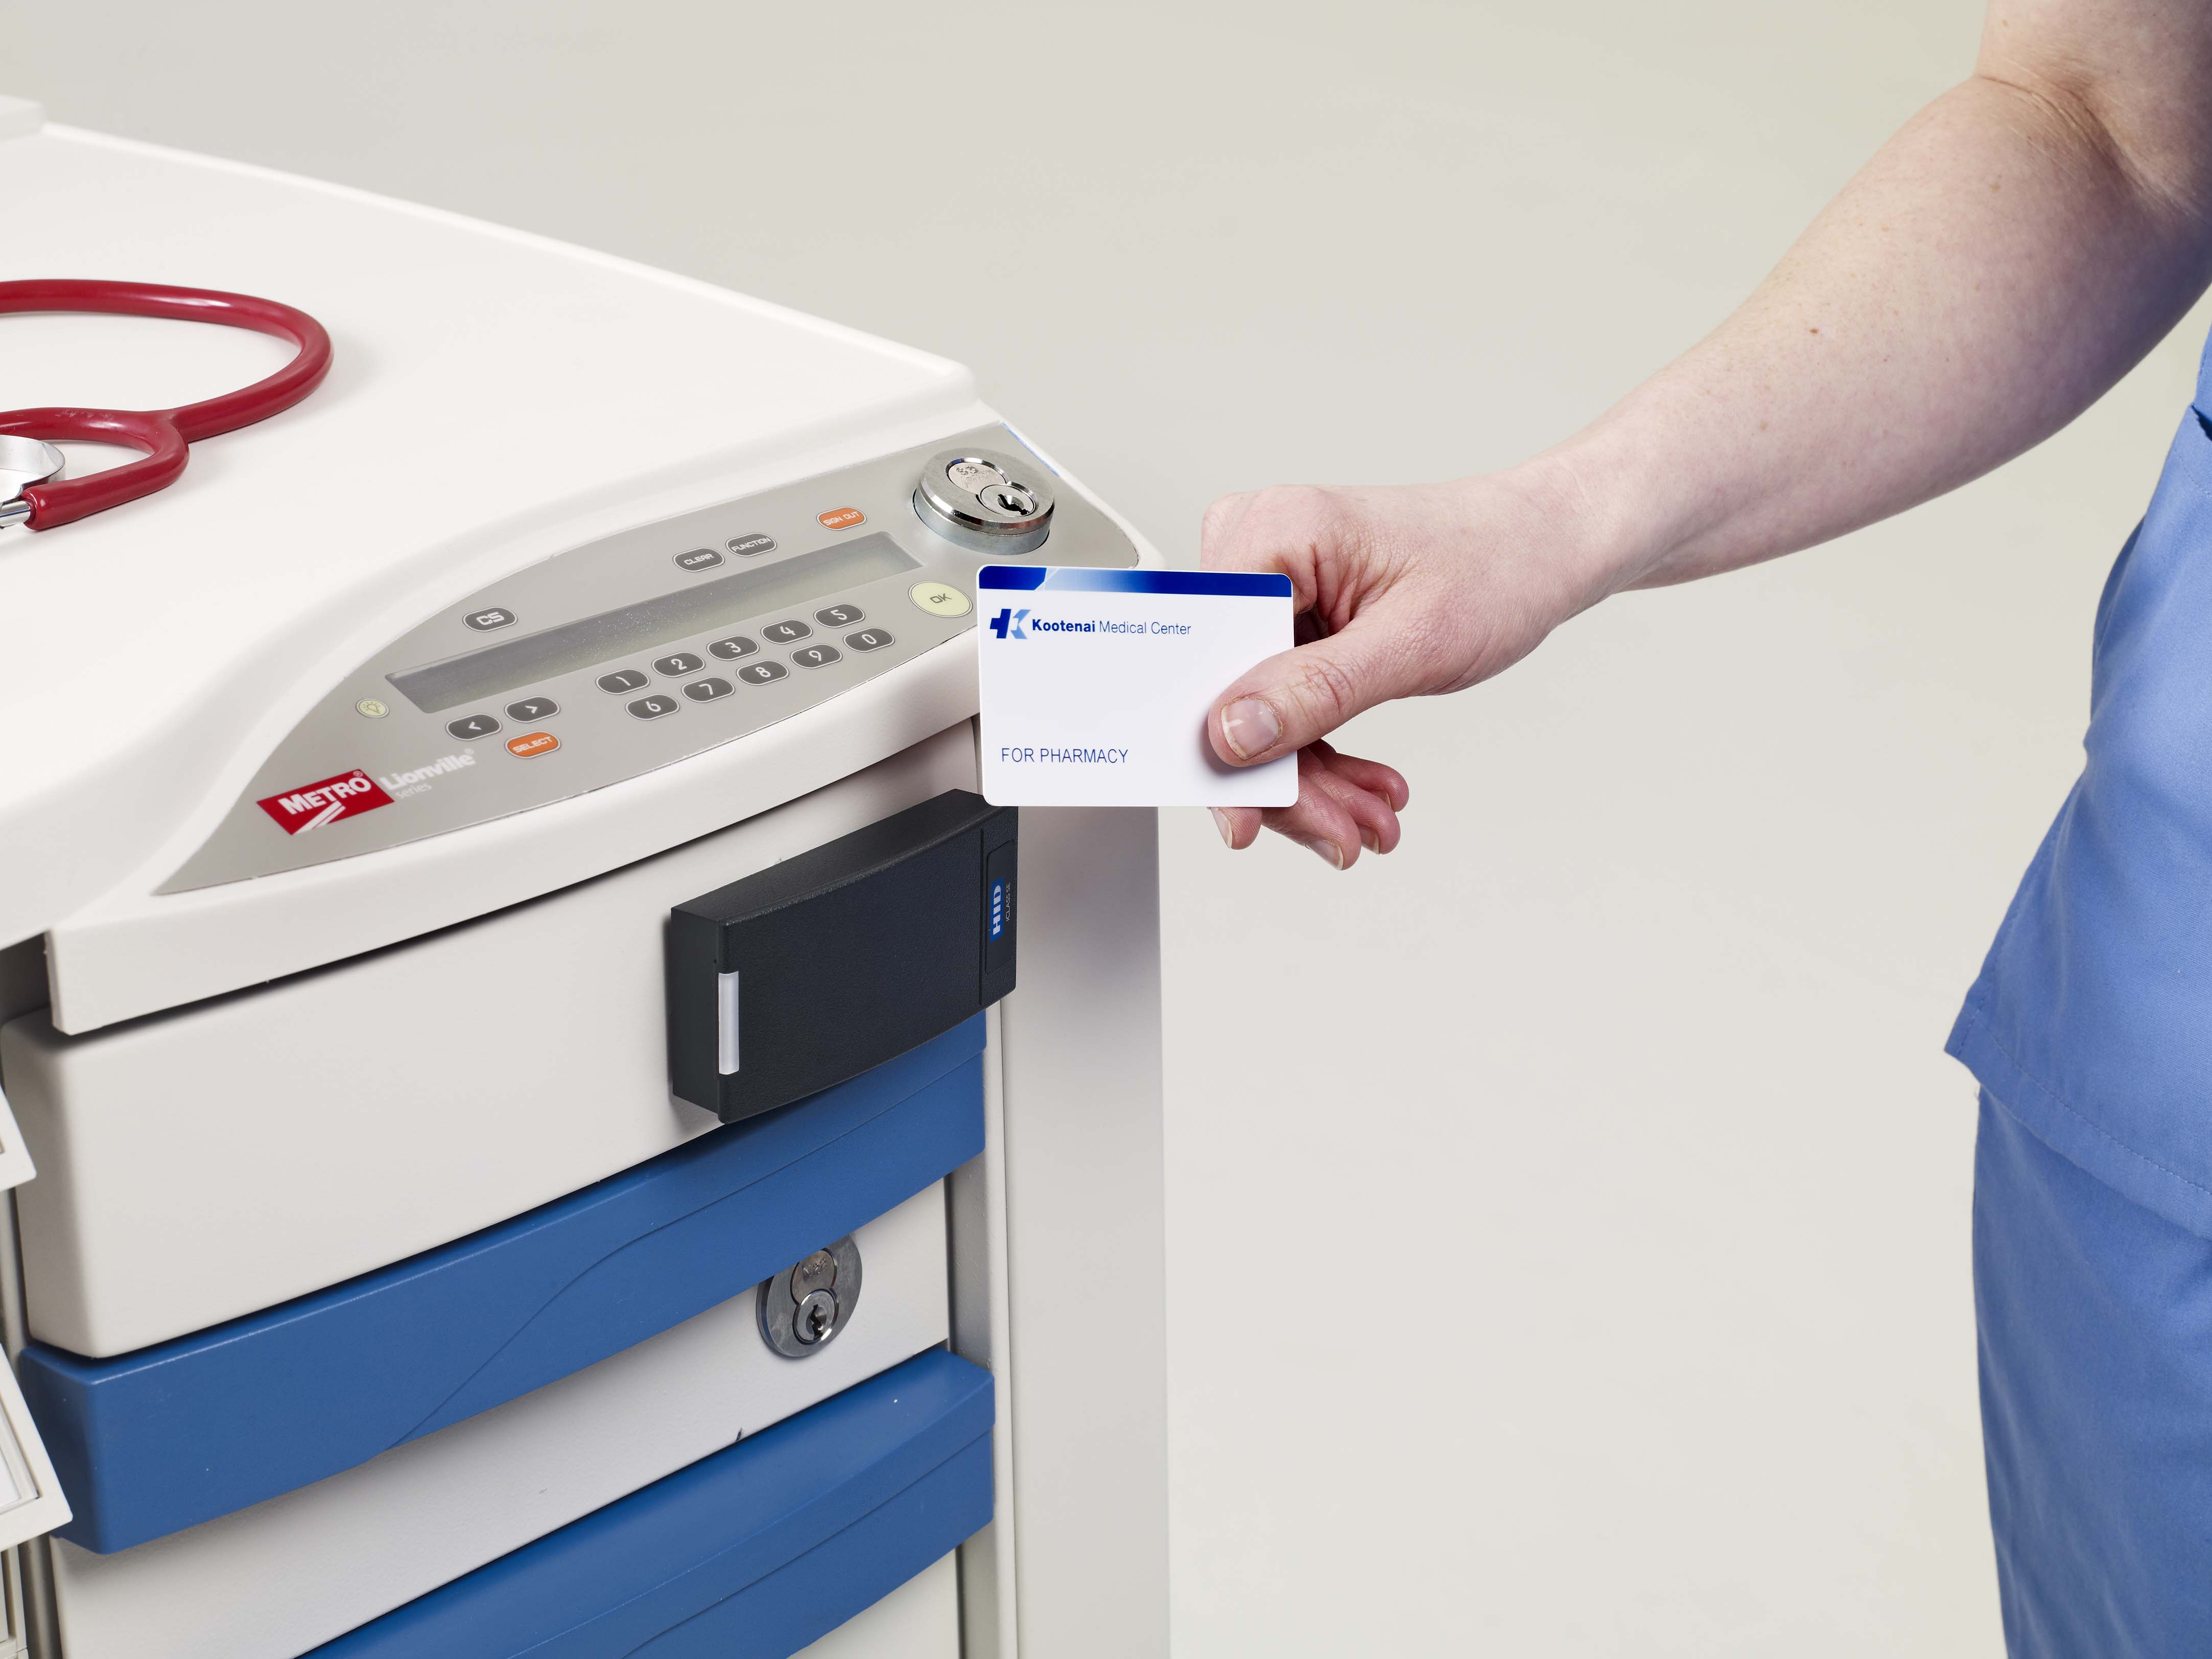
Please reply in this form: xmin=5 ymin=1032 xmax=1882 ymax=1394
xmin=255 ymin=769 xmax=395 ymax=835
xmin=989 ymin=606 xmax=1029 ymax=640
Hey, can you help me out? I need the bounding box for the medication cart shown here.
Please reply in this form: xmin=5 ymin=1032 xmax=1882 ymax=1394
xmin=0 ymin=97 xmax=1167 ymax=1659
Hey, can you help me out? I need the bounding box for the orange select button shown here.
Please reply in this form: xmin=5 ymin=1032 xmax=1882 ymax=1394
xmin=817 ymin=506 xmax=865 ymax=530
xmin=507 ymin=731 xmax=559 ymax=758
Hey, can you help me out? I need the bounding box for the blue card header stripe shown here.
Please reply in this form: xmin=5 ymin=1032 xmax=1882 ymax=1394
xmin=977 ymin=566 xmax=1292 ymax=597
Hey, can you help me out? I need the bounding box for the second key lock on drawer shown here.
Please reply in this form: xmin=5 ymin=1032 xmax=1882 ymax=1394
xmin=759 ymin=1236 xmax=861 ymax=1358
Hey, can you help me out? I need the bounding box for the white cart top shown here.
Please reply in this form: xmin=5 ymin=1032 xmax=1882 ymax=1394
xmin=0 ymin=100 xmax=989 ymax=986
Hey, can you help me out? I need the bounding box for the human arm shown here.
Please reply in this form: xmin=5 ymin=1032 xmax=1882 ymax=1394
xmin=1205 ymin=0 xmax=2212 ymax=866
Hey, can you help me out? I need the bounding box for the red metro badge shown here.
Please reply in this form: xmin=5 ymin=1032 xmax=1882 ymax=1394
xmin=255 ymin=769 xmax=394 ymax=835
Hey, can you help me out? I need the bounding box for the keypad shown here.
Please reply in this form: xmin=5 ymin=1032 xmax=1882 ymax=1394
xmin=791 ymin=644 xmax=842 ymax=670
xmin=506 ymin=696 xmax=558 ymax=723
xmin=737 ymin=661 xmax=789 ymax=685
xmin=627 ymin=694 xmax=680 ymax=720
xmin=684 ymin=677 xmax=735 ymax=702
xmin=709 ymin=635 xmax=759 ymax=661
xmin=846 ymin=628 xmax=893 ymax=652
xmin=598 ymin=669 xmax=648 ymax=695
xmin=447 ymin=712 xmax=501 ymax=740
xmin=762 ymin=620 xmax=811 ymax=644
xmin=814 ymin=603 xmax=864 ymax=628
xmin=653 ymin=652 xmax=705 ymax=677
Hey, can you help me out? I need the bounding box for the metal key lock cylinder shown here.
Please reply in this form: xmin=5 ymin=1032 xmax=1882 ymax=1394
xmin=758 ymin=1235 xmax=863 ymax=1358
xmin=913 ymin=445 xmax=1056 ymax=554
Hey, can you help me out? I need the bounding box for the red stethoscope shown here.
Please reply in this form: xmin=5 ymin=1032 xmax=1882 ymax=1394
xmin=0 ymin=278 xmax=333 ymax=531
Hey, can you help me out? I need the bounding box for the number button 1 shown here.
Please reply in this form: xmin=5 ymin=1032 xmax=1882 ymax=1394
xmin=598 ymin=669 xmax=648 ymax=695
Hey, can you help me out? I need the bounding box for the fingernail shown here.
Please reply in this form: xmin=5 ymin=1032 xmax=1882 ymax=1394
xmin=1210 ymin=808 xmax=1235 ymax=848
xmin=1360 ymin=829 xmax=1380 ymax=854
xmin=1303 ymin=837 xmax=1345 ymax=870
xmin=1220 ymin=698 xmax=1282 ymax=760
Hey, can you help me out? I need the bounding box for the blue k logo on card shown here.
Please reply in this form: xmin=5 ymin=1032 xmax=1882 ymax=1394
xmin=990 ymin=607 xmax=1030 ymax=640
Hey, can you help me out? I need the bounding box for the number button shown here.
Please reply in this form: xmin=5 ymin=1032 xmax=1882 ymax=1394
xmin=846 ymin=628 xmax=893 ymax=652
xmin=737 ymin=661 xmax=789 ymax=685
xmin=653 ymin=652 xmax=704 ymax=677
xmin=762 ymin=620 xmax=811 ymax=644
xmin=446 ymin=712 xmax=501 ymax=740
xmin=598 ymin=669 xmax=649 ymax=694
xmin=627 ymin=694 xmax=680 ymax=720
xmin=684 ymin=677 xmax=735 ymax=702
xmin=506 ymin=696 xmax=559 ymax=722
xmin=464 ymin=607 xmax=515 ymax=632
xmin=709 ymin=635 xmax=758 ymax=660
xmin=814 ymin=603 xmax=864 ymax=627
xmin=791 ymin=644 xmax=842 ymax=670
xmin=674 ymin=548 xmax=723 ymax=572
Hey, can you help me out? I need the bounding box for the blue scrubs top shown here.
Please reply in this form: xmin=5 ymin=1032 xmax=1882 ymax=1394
xmin=1950 ymin=330 xmax=2212 ymax=1240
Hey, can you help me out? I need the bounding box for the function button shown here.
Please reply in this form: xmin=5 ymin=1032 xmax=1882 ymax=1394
xmin=737 ymin=661 xmax=789 ymax=685
xmin=762 ymin=619 xmax=811 ymax=644
xmin=814 ymin=602 xmax=864 ymax=627
xmin=846 ymin=627 xmax=894 ymax=652
xmin=464 ymin=607 xmax=516 ymax=632
xmin=791 ymin=644 xmax=843 ymax=670
xmin=506 ymin=695 xmax=559 ymax=723
xmin=908 ymin=580 xmax=972 ymax=619
xmin=684 ymin=676 xmax=736 ymax=702
xmin=627 ymin=694 xmax=680 ymax=721
xmin=817 ymin=507 xmax=865 ymax=531
xmin=598 ymin=668 xmax=649 ymax=694
xmin=447 ymin=712 xmax=501 ymax=740
xmin=709 ymin=634 xmax=759 ymax=660
xmin=727 ymin=532 xmax=777 ymax=557
xmin=507 ymin=731 xmax=559 ymax=758
xmin=674 ymin=547 xmax=724 ymax=573
xmin=654 ymin=652 xmax=705 ymax=677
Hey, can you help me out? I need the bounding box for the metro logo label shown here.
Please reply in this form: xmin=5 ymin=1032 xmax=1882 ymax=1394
xmin=256 ymin=769 xmax=394 ymax=835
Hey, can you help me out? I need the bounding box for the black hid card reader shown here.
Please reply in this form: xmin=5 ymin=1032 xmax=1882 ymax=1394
xmin=668 ymin=789 xmax=1018 ymax=1123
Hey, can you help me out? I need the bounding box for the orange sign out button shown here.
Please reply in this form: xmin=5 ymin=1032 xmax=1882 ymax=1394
xmin=817 ymin=507 xmax=865 ymax=531
xmin=507 ymin=731 xmax=559 ymax=758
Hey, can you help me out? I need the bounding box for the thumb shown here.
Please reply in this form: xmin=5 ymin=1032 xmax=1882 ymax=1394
xmin=1207 ymin=616 xmax=1421 ymax=765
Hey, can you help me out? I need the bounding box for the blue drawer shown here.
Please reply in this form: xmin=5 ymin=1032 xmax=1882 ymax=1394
xmin=309 ymin=1348 xmax=993 ymax=1658
xmin=22 ymin=1017 xmax=986 ymax=1553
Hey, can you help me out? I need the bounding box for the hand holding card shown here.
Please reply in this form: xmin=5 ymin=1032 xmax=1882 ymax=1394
xmin=977 ymin=566 xmax=1299 ymax=808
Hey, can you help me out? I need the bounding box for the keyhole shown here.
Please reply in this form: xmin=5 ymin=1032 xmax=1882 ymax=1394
xmin=807 ymin=1302 xmax=831 ymax=1339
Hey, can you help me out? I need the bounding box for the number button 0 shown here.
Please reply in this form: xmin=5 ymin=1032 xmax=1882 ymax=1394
xmin=506 ymin=696 xmax=559 ymax=723
xmin=846 ymin=628 xmax=893 ymax=652
xmin=598 ymin=669 xmax=649 ymax=695
xmin=762 ymin=620 xmax=811 ymax=644
xmin=653 ymin=652 xmax=704 ymax=677
xmin=738 ymin=661 xmax=789 ymax=685
xmin=627 ymin=694 xmax=680 ymax=720
xmin=814 ymin=603 xmax=863 ymax=628
xmin=791 ymin=644 xmax=842 ymax=670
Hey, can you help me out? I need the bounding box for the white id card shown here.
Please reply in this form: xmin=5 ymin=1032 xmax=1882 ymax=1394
xmin=977 ymin=566 xmax=1299 ymax=807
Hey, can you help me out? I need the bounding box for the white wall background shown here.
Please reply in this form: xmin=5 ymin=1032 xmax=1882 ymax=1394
xmin=13 ymin=3 xmax=2207 ymax=1652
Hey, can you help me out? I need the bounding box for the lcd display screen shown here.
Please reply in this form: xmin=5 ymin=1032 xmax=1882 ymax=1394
xmin=388 ymin=534 xmax=922 ymax=713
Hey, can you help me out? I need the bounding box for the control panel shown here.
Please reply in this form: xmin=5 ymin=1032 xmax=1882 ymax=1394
xmin=159 ymin=427 xmax=1135 ymax=892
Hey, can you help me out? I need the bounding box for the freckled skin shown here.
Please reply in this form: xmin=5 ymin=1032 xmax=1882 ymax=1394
xmin=1202 ymin=0 xmax=2212 ymax=869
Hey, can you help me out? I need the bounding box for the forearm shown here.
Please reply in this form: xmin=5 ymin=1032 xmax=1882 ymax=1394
xmin=1550 ymin=66 xmax=2212 ymax=598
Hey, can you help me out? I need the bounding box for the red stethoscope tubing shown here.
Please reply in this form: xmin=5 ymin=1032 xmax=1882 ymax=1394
xmin=0 ymin=279 xmax=334 ymax=530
